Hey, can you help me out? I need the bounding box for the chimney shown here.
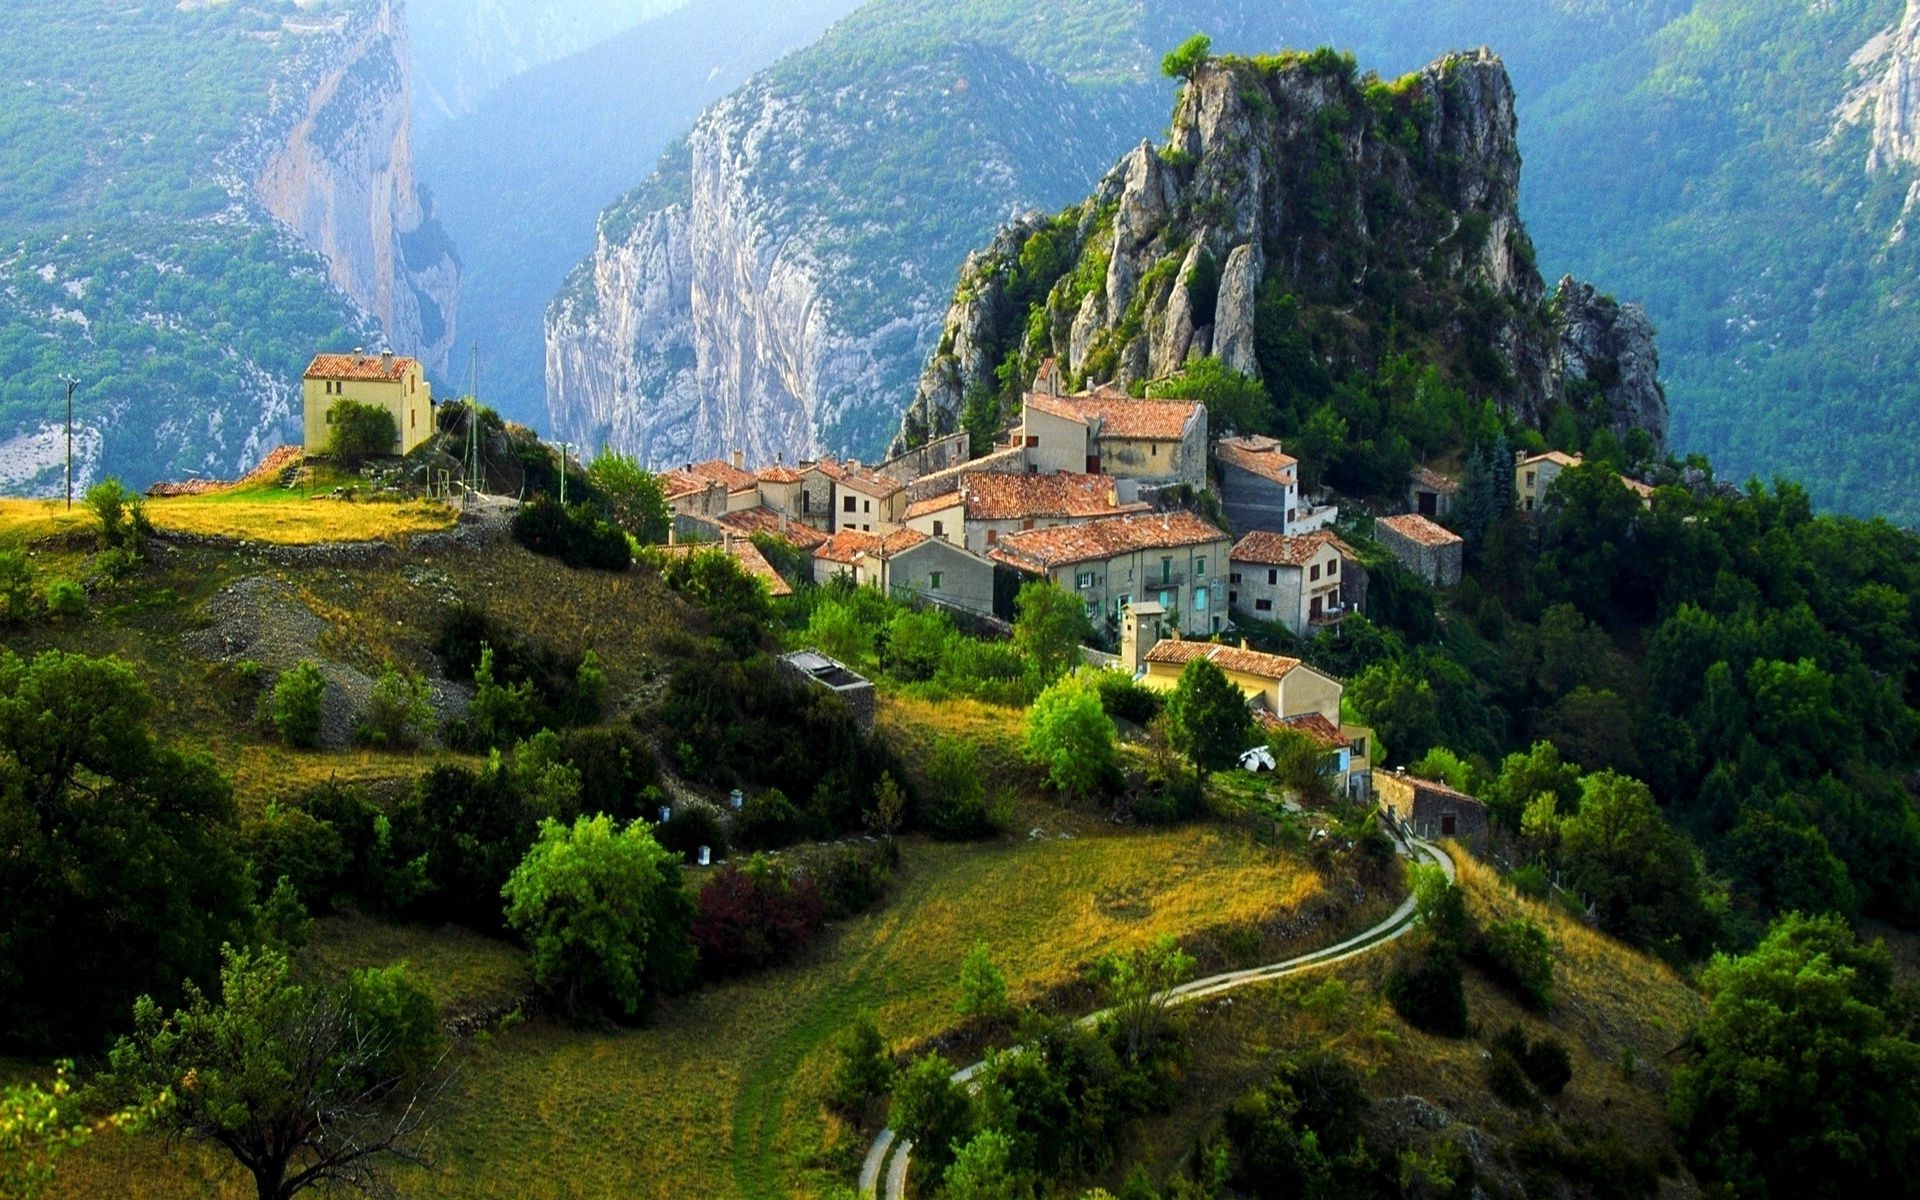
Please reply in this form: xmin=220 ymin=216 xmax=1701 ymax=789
xmin=381 ymin=348 xmax=394 ymax=371
xmin=353 ymin=346 xmax=364 ymax=357
xmin=1241 ymin=639 xmax=1250 ymax=651
xmin=731 ymin=447 xmax=744 ymax=471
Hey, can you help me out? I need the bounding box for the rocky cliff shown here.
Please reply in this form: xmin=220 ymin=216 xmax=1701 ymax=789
xmin=895 ymin=49 xmax=1666 ymax=453
xmin=543 ymin=0 xmax=1326 ymax=469
xmin=252 ymin=0 xmax=460 ymax=372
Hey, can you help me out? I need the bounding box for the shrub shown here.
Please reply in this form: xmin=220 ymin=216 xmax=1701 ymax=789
xmin=357 ymin=662 xmax=434 ymax=748
xmin=83 ymin=477 xmax=150 ymax=553
xmin=924 ymin=735 xmax=991 ymax=838
xmin=1024 ymin=673 xmax=1118 ymax=803
xmin=43 ymin=577 xmax=85 ymax=619
xmin=653 ymin=803 xmax=728 ymax=864
xmin=1487 ymin=1041 xmax=1538 ymax=1109
xmin=0 ymin=550 xmax=39 ymax=624
xmin=813 ymin=841 xmax=894 ymax=919
xmin=956 ymin=940 xmax=1010 ymax=1020
xmin=270 ymin=660 xmax=327 ymax=748
xmin=692 ymin=859 xmax=825 ymax=978
xmin=1386 ymin=943 xmax=1468 ymax=1037
xmin=1475 ymin=917 xmax=1554 ymax=1010
xmin=828 ymin=1013 xmax=895 ymax=1112
xmin=733 ymin=788 xmax=805 ymax=851
xmin=1490 ymin=1025 xmax=1572 ymax=1104
xmin=558 ymin=724 xmax=660 ymax=821
xmin=339 ymin=964 xmax=443 ymax=1085
xmin=325 ymin=399 xmax=397 ymax=463
xmin=511 ymin=496 xmax=631 ymax=571
xmin=242 ymin=805 xmax=346 ymax=910
xmin=460 ymin=644 xmax=540 ymax=751
xmin=889 ymin=1054 xmax=972 ymax=1174
xmin=1095 ymin=671 xmax=1164 ymax=726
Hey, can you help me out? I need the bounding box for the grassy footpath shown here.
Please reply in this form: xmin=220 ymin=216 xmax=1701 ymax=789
xmin=44 ymin=820 xmax=1346 ymax=1200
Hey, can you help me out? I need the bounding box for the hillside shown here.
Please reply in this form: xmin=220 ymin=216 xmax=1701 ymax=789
xmin=542 ymin=0 xmax=1330 ymax=468
xmin=894 ymin=47 xmax=1667 ymax=463
xmin=419 ymin=0 xmax=858 ymax=428
xmin=0 ymin=0 xmax=457 ymax=495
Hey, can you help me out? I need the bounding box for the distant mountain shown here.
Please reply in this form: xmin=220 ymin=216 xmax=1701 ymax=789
xmin=0 ymin=0 xmax=456 ymax=494
xmin=543 ymin=0 xmax=1330 ymax=469
xmin=1303 ymin=0 xmax=1920 ymax=522
xmin=418 ymin=0 xmax=859 ymax=425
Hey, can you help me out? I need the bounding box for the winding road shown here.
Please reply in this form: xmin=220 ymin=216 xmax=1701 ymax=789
xmin=856 ymin=835 xmax=1454 ymax=1199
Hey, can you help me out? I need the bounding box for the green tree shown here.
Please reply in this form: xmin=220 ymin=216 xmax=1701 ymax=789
xmin=0 ymin=549 xmax=39 ymax=625
xmin=1483 ymin=741 xmax=1583 ymax=834
xmin=807 ymin=598 xmax=874 ymax=668
xmin=324 ymin=399 xmax=397 ymax=463
xmin=0 ymin=650 xmax=252 ymax=1048
xmin=957 ymin=940 xmax=1010 ymax=1020
xmin=1165 ymin=656 xmax=1252 ymax=782
xmin=271 ymin=660 xmax=327 ymax=748
xmin=1347 ymin=659 xmax=1440 ymax=764
xmin=2 ymin=1064 xmax=155 ymax=1200
xmin=357 ymin=662 xmax=433 ymax=748
xmin=1023 ymin=673 xmax=1117 ymax=802
xmin=1012 ymin=580 xmax=1091 ymax=693
xmin=1161 ymin=32 xmax=1212 ymax=81
xmin=1670 ymin=914 xmax=1920 ymax=1199
xmin=1148 ymin=358 xmax=1273 ymax=434
xmin=82 ymin=477 xmax=150 ymax=558
xmin=1559 ymin=772 xmax=1713 ymax=960
xmin=828 ymin=1013 xmax=895 ymax=1111
xmin=102 ymin=946 xmax=435 ymax=1200
xmin=500 ymin=814 xmax=696 ymax=1019
xmin=1093 ymin=933 xmax=1194 ymax=1062
xmin=925 ymin=735 xmax=989 ymax=837
xmin=945 ymin=1128 xmax=1035 ymax=1200
xmin=890 ymin=1053 xmax=972 ymax=1174
xmin=586 ymin=448 xmax=670 ymax=543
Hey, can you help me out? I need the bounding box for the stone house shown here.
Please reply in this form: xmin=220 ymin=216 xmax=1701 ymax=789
xmin=1215 ymin=435 xmax=1299 ymax=531
xmin=1514 ymin=450 xmax=1582 ymax=513
xmin=988 ymin=510 xmax=1232 ymax=637
xmin=779 ymin=650 xmax=876 ymax=733
xmin=302 ymin=351 xmax=433 ymax=456
xmin=1019 ymin=389 xmax=1207 ymax=487
xmin=1374 ymin=514 xmax=1464 ymax=587
xmin=852 ymin=529 xmax=996 ymax=616
xmin=1408 ymin=466 xmax=1459 ymax=519
xmin=1228 ymin=530 xmax=1362 ymax=635
xmin=811 ymin=529 xmax=880 ymax=585
xmin=663 ymin=471 xmax=728 ymax=522
xmin=665 ymin=456 xmax=760 ymax=517
xmin=901 ymin=471 xmax=1148 ymax=555
xmin=1376 ymin=770 xmax=1490 ymax=855
xmin=815 ymin=460 xmax=906 ymax=533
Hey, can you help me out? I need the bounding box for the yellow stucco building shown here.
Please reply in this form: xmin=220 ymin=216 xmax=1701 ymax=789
xmin=302 ymin=351 xmax=433 ymax=456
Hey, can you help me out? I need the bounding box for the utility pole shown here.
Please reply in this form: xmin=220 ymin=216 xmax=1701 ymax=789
xmin=59 ymin=375 xmax=79 ymax=509
xmin=558 ymin=442 xmax=570 ymax=505
xmin=465 ymin=346 xmax=479 ymax=507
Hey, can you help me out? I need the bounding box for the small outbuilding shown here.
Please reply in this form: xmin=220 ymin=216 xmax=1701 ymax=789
xmin=778 ymin=650 xmax=876 ymax=733
xmin=1375 ymin=770 xmax=1489 ymax=855
xmin=1374 ymin=513 xmax=1464 ymax=588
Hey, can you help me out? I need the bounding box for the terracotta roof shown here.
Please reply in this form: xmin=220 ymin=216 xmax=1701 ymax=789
xmin=1145 ymin=638 xmax=1304 ymax=682
xmin=756 ymin=465 xmax=805 ymax=484
xmin=1397 ymin=771 xmax=1481 ymax=805
xmin=662 ymin=471 xmax=721 ymax=502
xmin=854 ymin=528 xmax=932 ymax=560
xmin=959 ymin=471 xmax=1149 ymax=522
xmin=1620 ymin=476 xmax=1656 ymax=500
xmin=1215 ymin=435 xmax=1298 ymax=484
xmin=987 ymin=510 xmax=1229 ymax=572
xmin=812 ymin=459 xmax=903 ymax=498
xmin=1376 ymin=513 xmax=1463 ymax=548
xmin=1520 ymin=450 xmax=1583 ymax=469
xmin=813 ymin=529 xmax=882 ymax=565
xmin=655 ymin=541 xmax=793 ymax=597
xmin=1024 ymin=391 xmax=1201 ymax=441
xmin=904 ymin=491 xmax=963 ymax=520
xmin=1410 ymin=465 xmax=1459 ymax=494
xmin=682 ymin=458 xmax=758 ymax=494
xmin=1231 ymin=529 xmax=1356 ymax=567
xmin=1255 ymin=710 xmax=1352 ymax=749
xmin=717 ymin=505 xmax=828 ymax=549
xmin=303 ymin=352 xmax=417 ymax=382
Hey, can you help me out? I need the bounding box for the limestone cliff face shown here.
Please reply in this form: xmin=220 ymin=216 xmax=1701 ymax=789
xmin=253 ymin=0 xmax=460 ymax=371
xmin=896 ymin=49 xmax=1668 ymax=453
xmin=1867 ymin=0 xmax=1920 ymax=174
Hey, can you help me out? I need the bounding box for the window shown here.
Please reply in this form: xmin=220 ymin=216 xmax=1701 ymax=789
xmin=1229 ymin=591 xmax=1238 ymax=605
xmin=1328 ymin=560 xmax=1339 ymax=576
xmin=1075 ymin=571 xmax=1096 ymax=589
xmin=1255 ymin=598 xmax=1272 ymax=612
xmin=1267 ymin=569 xmax=1277 ymax=585
xmin=410 ymin=410 xmax=416 ymax=428
xmin=929 ymin=571 xmax=943 ymax=590
xmin=1161 ymin=557 xmax=1172 ymax=583
xmin=1194 ymin=587 xmax=1208 ymax=612
xmin=1310 ymin=564 xmax=1321 ymax=581
xmin=1023 ymin=519 xmax=1035 ymax=530
xmin=1526 ymin=470 xmax=1537 ymax=488
xmin=1026 ymin=436 xmax=1039 ymax=448
xmin=1352 ymin=736 xmax=1367 ymax=760
xmin=1286 ymin=508 xmax=1297 ymax=523
xmin=843 ymin=495 xmax=857 ymax=514
xmin=1195 ymin=558 xmax=1206 ymax=577
xmin=803 ymin=491 xmax=812 ymax=513
xmin=1229 ymin=572 xmax=1242 ymax=584
xmin=1151 ymin=445 xmax=1159 ymax=457
xmin=986 ymin=530 xmax=998 ymax=545
xmin=932 ymin=520 xmax=945 ymax=538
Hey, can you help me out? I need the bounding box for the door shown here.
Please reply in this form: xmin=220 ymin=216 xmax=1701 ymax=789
xmin=1418 ymin=491 xmax=1437 ymax=516
xmin=1441 ymin=812 xmax=1457 ymax=836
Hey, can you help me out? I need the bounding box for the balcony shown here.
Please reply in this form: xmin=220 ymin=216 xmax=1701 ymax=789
xmin=1309 ymin=602 xmax=1352 ymax=627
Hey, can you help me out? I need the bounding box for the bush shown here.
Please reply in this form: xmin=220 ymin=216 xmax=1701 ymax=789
xmin=653 ymin=803 xmax=728 ymax=864
xmin=828 ymin=1013 xmax=895 ymax=1112
xmin=1095 ymin=671 xmax=1164 ymax=726
xmin=924 ymin=736 xmax=991 ymax=838
xmin=813 ymin=841 xmax=895 ymax=919
xmin=1386 ymin=943 xmax=1468 ymax=1037
xmin=510 ymin=496 xmax=631 ymax=571
xmin=83 ymin=477 xmax=150 ymax=553
xmin=733 ymin=788 xmax=806 ymax=851
xmin=357 ymin=662 xmax=433 ymax=748
xmin=1490 ymin=1025 xmax=1572 ymax=1105
xmin=270 ymin=660 xmax=327 ymax=748
xmin=1475 ymin=917 xmax=1554 ymax=1010
xmin=889 ymin=1054 xmax=972 ymax=1174
xmin=558 ymin=724 xmax=659 ymax=821
xmin=692 ymin=859 xmax=825 ymax=978
xmin=325 ymin=399 xmax=397 ymax=463
xmin=242 ymin=805 xmax=346 ymax=910
xmin=0 ymin=550 xmax=39 ymax=624
xmin=44 ymin=577 xmax=85 ymax=619
xmin=339 ymin=964 xmax=443 ymax=1085
xmin=956 ymin=940 xmax=1009 ymax=1020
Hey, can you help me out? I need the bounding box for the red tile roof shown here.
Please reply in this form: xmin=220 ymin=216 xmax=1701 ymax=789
xmin=1409 ymin=465 xmax=1460 ymax=494
xmin=1231 ymin=529 xmax=1356 ymax=568
xmin=904 ymin=491 xmax=964 ymax=521
xmin=304 ymin=352 xmax=418 ymax=382
xmin=856 ymin=528 xmax=932 ymax=560
xmin=987 ymin=510 xmax=1229 ymax=572
xmin=1025 ymin=391 xmax=1202 ymax=441
xmin=812 ymin=459 xmax=903 ymax=498
xmin=1145 ymin=638 xmax=1304 ymax=681
xmin=662 ymin=471 xmax=722 ymax=502
xmin=655 ymin=541 xmax=793 ymax=597
xmin=1520 ymin=450 xmax=1583 ymax=469
xmin=1376 ymin=513 xmax=1463 ymax=548
xmin=756 ymin=465 xmax=805 ymax=484
xmin=717 ymin=505 xmax=828 ymax=549
xmin=681 ymin=458 xmax=758 ymax=494
xmin=1215 ymin=435 xmax=1298 ymax=484
xmin=1258 ymin=711 xmax=1352 ymax=749
xmin=959 ymin=471 xmax=1149 ymax=521
xmin=813 ymin=529 xmax=882 ymax=565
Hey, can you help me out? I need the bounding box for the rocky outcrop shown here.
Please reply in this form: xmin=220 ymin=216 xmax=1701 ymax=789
xmin=1867 ymin=0 xmax=1920 ymax=174
xmin=896 ymin=48 xmax=1669 ymax=454
xmin=252 ymin=0 xmax=460 ymax=371
xmin=1552 ymin=277 xmax=1667 ymax=449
